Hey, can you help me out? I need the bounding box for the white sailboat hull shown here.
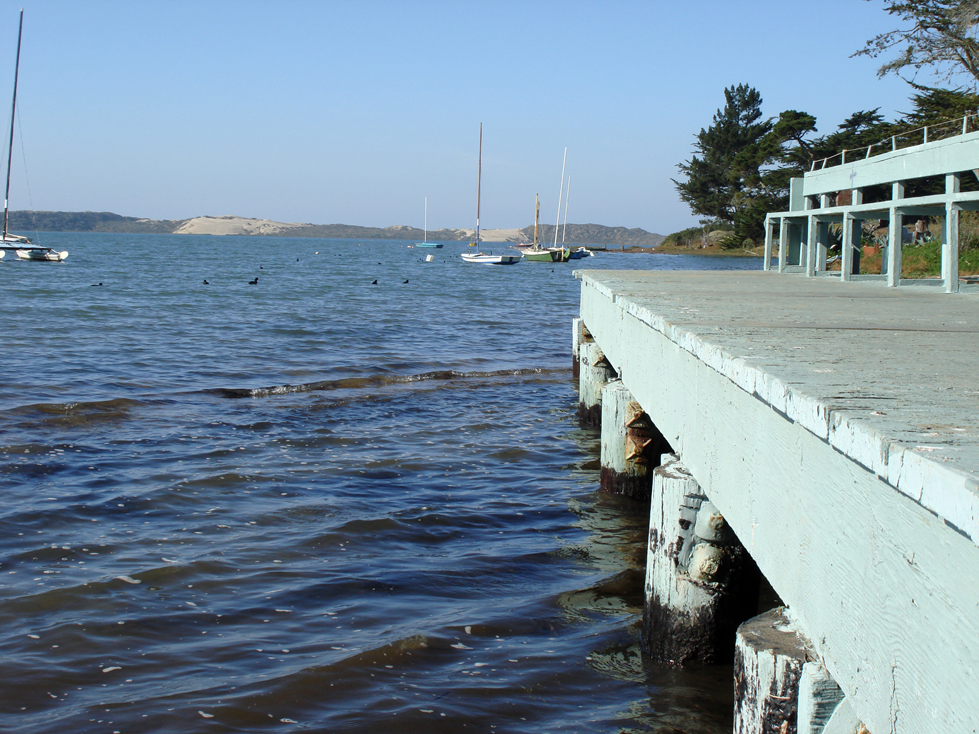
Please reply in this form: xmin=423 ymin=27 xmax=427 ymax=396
xmin=15 ymin=248 xmax=68 ymax=261
xmin=461 ymin=252 xmax=521 ymax=265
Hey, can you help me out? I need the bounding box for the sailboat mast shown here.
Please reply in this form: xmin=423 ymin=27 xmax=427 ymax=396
xmin=423 ymin=196 xmax=427 ymax=243
xmin=533 ymin=194 xmax=539 ymax=247
xmin=3 ymin=9 xmax=23 ymax=241
xmin=553 ymin=147 xmax=566 ymax=247
xmin=475 ymin=123 xmax=482 ymax=249
xmin=561 ymin=175 xmax=571 ymax=244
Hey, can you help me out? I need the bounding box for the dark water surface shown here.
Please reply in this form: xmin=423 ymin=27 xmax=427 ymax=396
xmin=0 ymin=234 xmax=762 ymax=733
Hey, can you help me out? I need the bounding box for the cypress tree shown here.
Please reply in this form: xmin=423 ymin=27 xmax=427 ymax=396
xmin=673 ymin=84 xmax=773 ymax=235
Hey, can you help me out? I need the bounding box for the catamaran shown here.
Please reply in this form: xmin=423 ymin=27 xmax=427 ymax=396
xmin=0 ymin=11 xmax=67 ymax=262
xmin=461 ymin=124 xmax=520 ymax=265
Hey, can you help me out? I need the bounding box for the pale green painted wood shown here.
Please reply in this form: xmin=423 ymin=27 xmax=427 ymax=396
xmin=840 ymin=213 xmax=854 ymax=282
xmin=806 ymin=129 xmax=979 ymax=195
xmin=576 ymin=269 xmax=979 ymax=734
xmin=764 ymin=131 xmax=979 ymax=291
xmin=798 ymin=662 xmax=845 ymax=734
xmin=821 ymin=700 xmax=860 ymax=734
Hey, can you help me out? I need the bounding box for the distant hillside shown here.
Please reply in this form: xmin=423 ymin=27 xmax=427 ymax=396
xmin=6 ymin=210 xmax=663 ymax=246
xmin=7 ymin=210 xmax=181 ymax=234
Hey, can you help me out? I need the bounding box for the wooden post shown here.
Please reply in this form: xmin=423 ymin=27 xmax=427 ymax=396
xmin=805 ymin=215 xmax=817 ymax=277
xmin=735 ymin=608 xmax=862 ymax=734
xmin=642 ymin=456 xmax=760 ymax=664
xmin=945 ymin=173 xmax=961 ymax=294
xmin=840 ymin=214 xmax=853 ymax=282
xmin=778 ymin=218 xmax=789 ymax=273
xmin=763 ymin=218 xmax=773 ymax=271
xmin=887 ymin=181 xmax=905 ymax=287
xmin=886 ymin=209 xmax=901 ymax=285
xmin=572 ymin=318 xmax=590 ymax=379
xmin=577 ymin=341 xmax=615 ymax=425
xmin=599 ymin=381 xmax=670 ymax=499
xmin=734 ymin=608 xmax=807 ymax=734
xmin=816 ymin=220 xmax=829 ymax=272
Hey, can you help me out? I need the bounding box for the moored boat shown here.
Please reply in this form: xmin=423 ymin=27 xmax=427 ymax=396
xmin=461 ymin=124 xmax=521 ymax=267
xmin=0 ymin=12 xmax=67 ymax=263
xmin=14 ymin=247 xmax=68 ymax=261
xmin=415 ymin=197 xmax=443 ymax=248
xmin=461 ymin=251 xmax=521 ymax=265
xmin=519 ymin=194 xmax=560 ymax=261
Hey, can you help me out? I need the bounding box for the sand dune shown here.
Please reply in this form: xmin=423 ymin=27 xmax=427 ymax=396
xmin=173 ymin=215 xmax=533 ymax=242
xmin=454 ymin=227 xmax=529 ymax=243
xmin=173 ymin=215 xmax=310 ymax=236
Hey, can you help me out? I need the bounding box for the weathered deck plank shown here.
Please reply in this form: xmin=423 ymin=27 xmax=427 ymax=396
xmin=576 ymin=269 xmax=979 ymax=734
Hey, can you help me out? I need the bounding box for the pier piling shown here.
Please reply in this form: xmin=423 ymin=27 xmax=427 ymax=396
xmin=575 ymin=269 xmax=979 ymax=731
xmin=577 ymin=339 xmax=616 ymax=425
xmin=734 ymin=608 xmax=807 ymax=734
xmin=734 ymin=608 xmax=858 ymax=734
xmin=642 ymin=456 xmax=759 ymax=665
xmin=599 ymin=380 xmax=670 ymax=499
xmin=572 ymin=317 xmax=588 ymax=378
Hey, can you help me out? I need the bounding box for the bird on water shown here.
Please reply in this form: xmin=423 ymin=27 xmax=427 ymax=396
xmin=249 ymin=277 xmax=258 ymax=285
xmin=203 ymin=279 xmax=209 ymax=285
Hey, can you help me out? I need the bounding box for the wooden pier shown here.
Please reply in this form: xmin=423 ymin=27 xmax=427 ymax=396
xmin=575 ymin=268 xmax=979 ymax=734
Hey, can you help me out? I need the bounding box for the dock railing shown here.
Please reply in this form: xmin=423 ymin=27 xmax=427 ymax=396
xmin=810 ymin=112 xmax=979 ymax=171
xmin=764 ymin=113 xmax=979 ymax=294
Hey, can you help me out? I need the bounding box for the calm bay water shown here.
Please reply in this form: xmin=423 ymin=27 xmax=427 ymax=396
xmin=0 ymin=234 xmax=762 ymax=734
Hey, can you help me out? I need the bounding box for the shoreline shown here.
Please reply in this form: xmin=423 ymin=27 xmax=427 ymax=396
xmin=609 ymin=243 xmax=767 ymax=257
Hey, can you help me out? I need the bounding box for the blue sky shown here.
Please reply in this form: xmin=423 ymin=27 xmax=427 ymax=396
xmin=0 ymin=0 xmax=947 ymax=234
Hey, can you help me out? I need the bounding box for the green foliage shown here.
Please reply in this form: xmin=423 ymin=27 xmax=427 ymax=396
xmin=900 ymin=236 xmax=979 ymax=276
xmin=901 ymin=83 xmax=979 ymax=123
xmin=674 ymin=76 xmax=979 ymax=243
xmin=676 ymin=6 xmax=979 ymax=248
xmin=674 ymin=84 xmax=773 ymax=227
xmin=660 ymin=220 xmax=731 ymax=247
xmin=853 ymin=0 xmax=979 ymax=88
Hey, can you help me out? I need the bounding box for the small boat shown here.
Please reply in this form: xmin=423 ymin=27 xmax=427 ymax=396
xmin=529 ymin=147 xmax=571 ymax=263
xmin=558 ymin=175 xmax=588 ymax=260
xmin=14 ymin=246 xmax=67 ymax=261
xmin=0 ymin=12 xmax=67 ymax=263
xmin=461 ymin=251 xmax=521 ymax=265
xmin=461 ymin=124 xmax=520 ymax=266
xmin=520 ymin=194 xmax=561 ymax=262
xmin=415 ymin=197 xmax=442 ymax=248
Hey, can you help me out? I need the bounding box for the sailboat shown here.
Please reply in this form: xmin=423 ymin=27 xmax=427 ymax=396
xmin=547 ymin=148 xmax=571 ymax=263
xmin=561 ymin=176 xmax=591 ymax=260
xmin=461 ymin=124 xmax=520 ymax=265
xmin=519 ymin=194 xmax=560 ymax=262
xmin=415 ymin=197 xmax=442 ymax=248
xmin=0 ymin=11 xmax=66 ymax=262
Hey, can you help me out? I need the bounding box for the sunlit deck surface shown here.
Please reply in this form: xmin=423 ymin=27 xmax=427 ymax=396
xmin=576 ymin=267 xmax=979 ymax=734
